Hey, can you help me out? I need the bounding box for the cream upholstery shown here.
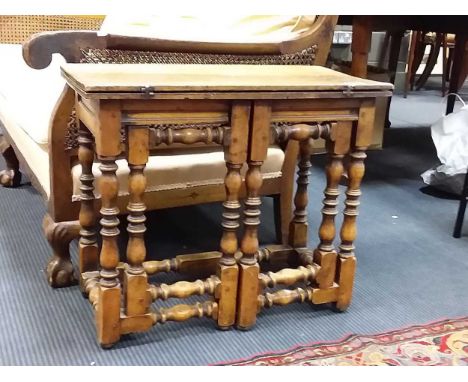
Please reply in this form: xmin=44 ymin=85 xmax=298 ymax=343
xmin=0 ymin=45 xmax=285 ymax=201
xmin=99 ymin=15 xmax=317 ymax=43
xmin=0 ymin=44 xmax=65 ymax=145
xmin=71 ymin=147 xmax=284 ymax=201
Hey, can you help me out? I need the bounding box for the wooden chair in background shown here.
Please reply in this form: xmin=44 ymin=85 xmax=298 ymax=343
xmin=404 ymin=32 xmax=466 ymax=97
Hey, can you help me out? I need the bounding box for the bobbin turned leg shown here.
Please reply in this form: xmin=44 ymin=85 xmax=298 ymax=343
xmin=78 ymin=123 xmax=99 ymax=289
xmin=93 ymin=100 xmax=123 ymax=348
xmin=124 ymin=126 xmax=151 ymax=318
xmin=217 ymin=161 xmax=242 ymax=330
xmin=336 ymin=102 xmax=374 ymax=311
xmin=314 ymin=122 xmax=351 ymax=289
xmin=96 ymin=156 xmax=121 ymax=347
xmin=217 ymin=102 xmax=250 ymax=330
xmin=336 ymin=147 xmax=366 ymax=311
xmin=288 ymin=139 xmax=313 ymax=248
xmin=236 ymin=101 xmax=270 ymax=330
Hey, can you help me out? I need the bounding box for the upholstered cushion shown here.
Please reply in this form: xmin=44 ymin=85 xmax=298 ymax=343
xmin=71 ymin=146 xmax=284 ymax=201
xmin=0 ymin=44 xmax=65 ymax=145
xmin=0 ymin=104 xmax=285 ymax=200
xmin=99 ymin=15 xmax=317 ymax=43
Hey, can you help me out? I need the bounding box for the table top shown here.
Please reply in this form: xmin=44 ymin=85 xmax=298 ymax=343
xmin=61 ymin=64 xmax=393 ymax=96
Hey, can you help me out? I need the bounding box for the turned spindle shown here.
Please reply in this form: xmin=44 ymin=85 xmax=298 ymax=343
xmin=339 ymin=147 xmax=366 ymax=258
xmin=151 ymin=125 xmax=226 ymax=146
xmin=126 ymin=162 xmax=147 ymax=274
xmin=219 ymin=162 xmax=242 ymax=268
xmin=336 ymin=146 xmax=367 ymax=312
xmin=240 ymin=162 xmax=263 ymax=267
xmin=259 ymin=265 xmax=318 ymax=288
xmin=98 ymin=157 xmax=120 ymax=287
xmin=152 ymin=301 xmax=219 ymax=324
xmin=258 ymin=287 xmax=313 ymax=309
xmin=317 ymin=153 xmax=344 ymax=253
xmin=78 ymin=124 xmax=98 ymax=276
xmin=273 ymin=122 xmax=331 ymax=143
xmin=150 ymin=276 xmax=220 ymax=301
xmin=125 ymin=127 xmax=150 ymax=317
xmin=314 ymin=121 xmax=352 ymax=289
xmin=288 ymin=139 xmax=313 ymax=248
xmin=96 ymin=153 xmax=121 ymax=348
xmin=143 ymin=258 xmax=180 ymax=275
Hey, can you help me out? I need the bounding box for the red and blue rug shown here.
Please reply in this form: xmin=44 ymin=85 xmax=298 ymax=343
xmin=217 ymin=316 xmax=468 ymax=366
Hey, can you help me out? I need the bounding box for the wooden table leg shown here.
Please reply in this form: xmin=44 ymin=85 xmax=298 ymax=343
xmin=236 ymin=101 xmax=270 ymax=330
xmin=351 ymin=16 xmax=372 ymax=78
xmin=96 ymin=156 xmax=121 ymax=347
xmin=78 ymin=122 xmax=98 ymax=282
xmin=404 ymin=31 xmax=419 ymax=98
xmin=383 ymin=30 xmax=405 ymax=127
xmin=288 ymin=139 xmax=312 ymax=248
xmin=314 ymin=122 xmax=351 ymax=289
xmin=388 ymin=30 xmax=405 ymax=85
xmin=124 ymin=126 xmax=150 ymax=317
xmin=217 ymin=101 xmax=250 ymax=330
xmin=94 ymin=101 xmax=122 ymax=348
xmin=415 ymin=33 xmax=444 ymax=90
xmin=336 ymin=101 xmax=374 ymax=311
xmin=336 ymin=148 xmax=365 ymax=311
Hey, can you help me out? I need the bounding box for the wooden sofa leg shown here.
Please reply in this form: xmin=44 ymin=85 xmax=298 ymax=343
xmin=43 ymin=213 xmax=80 ymax=288
xmin=0 ymin=135 xmax=21 ymax=187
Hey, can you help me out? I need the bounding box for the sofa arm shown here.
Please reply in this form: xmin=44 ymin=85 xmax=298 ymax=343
xmin=22 ymin=29 xmax=284 ymax=70
xmin=22 ymin=15 xmax=338 ymax=69
xmin=23 ymin=31 xmax=105 ymax=69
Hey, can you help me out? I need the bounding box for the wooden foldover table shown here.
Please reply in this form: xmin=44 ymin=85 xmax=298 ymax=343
xmin=61 ymin=63 xmax=392 ymax=348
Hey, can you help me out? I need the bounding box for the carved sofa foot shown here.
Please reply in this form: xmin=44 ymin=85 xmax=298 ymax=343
xmin=0 ymin=136 xmax=21 ymax=187
xmin=43 ymin=214 xmax=81 ymax=287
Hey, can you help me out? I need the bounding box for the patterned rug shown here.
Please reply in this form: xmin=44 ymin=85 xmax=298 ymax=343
xmin=217 ymin=317 xmax=468 ymax=366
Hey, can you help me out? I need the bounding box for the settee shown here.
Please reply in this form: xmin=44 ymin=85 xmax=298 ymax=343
xmin=0 ymin=15 xmax=338 ymax=287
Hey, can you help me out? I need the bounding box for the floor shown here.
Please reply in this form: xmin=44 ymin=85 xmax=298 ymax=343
xmin=0 ymin=82 xmax=468 ymax=365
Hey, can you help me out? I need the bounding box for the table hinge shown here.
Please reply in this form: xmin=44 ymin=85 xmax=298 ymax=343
xmin=141 ymin=86 xmax=155 ymax=97
xmin=342 ymin=86 xmax=354 ymax=97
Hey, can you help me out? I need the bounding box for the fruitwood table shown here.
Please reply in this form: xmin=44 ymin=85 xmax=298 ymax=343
xmin=61 ymin=63 xmax=392 ymax=347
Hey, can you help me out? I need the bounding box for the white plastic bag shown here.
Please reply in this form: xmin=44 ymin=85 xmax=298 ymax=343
xmin=421 ymin=94 xmax=468 ymax=195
